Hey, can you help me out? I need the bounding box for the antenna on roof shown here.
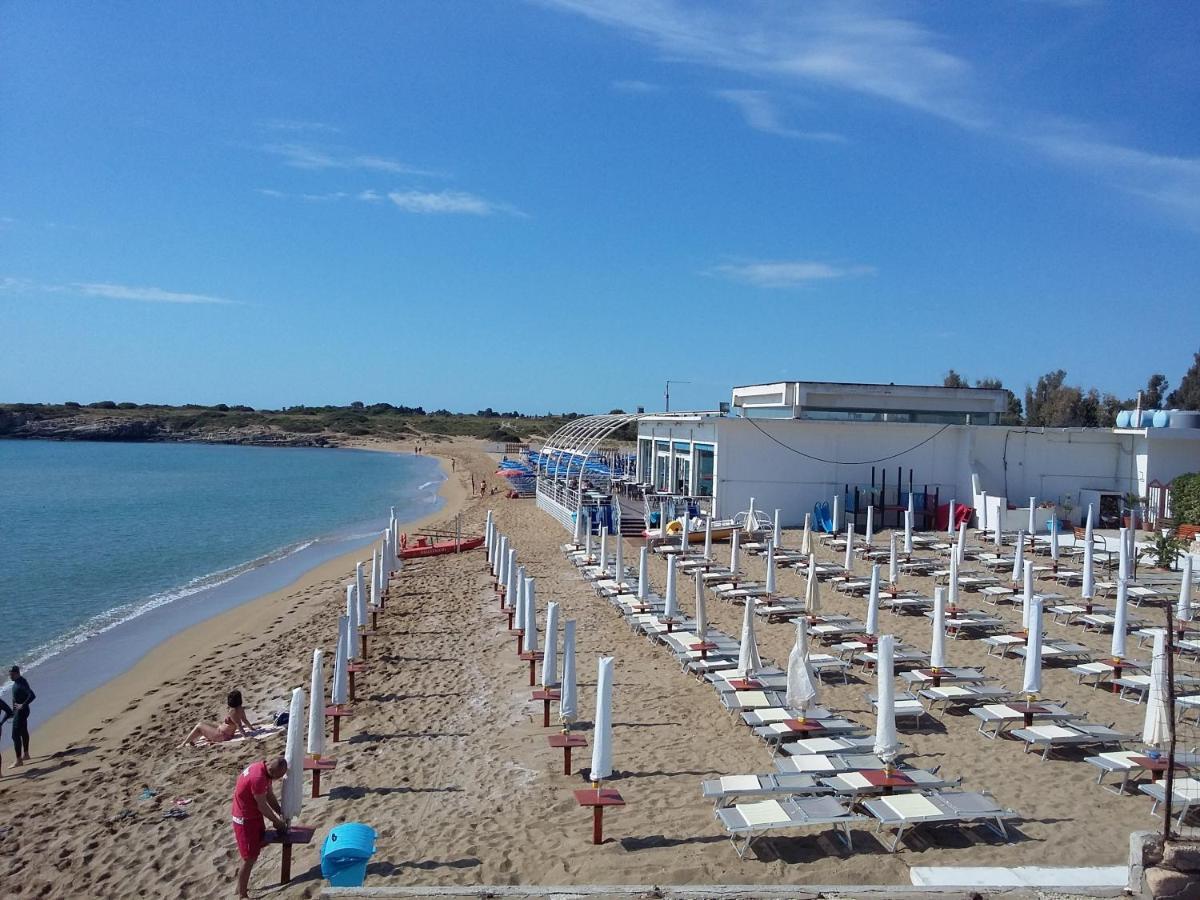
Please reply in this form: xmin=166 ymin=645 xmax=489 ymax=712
xmin=665 ymin=380 xmax=692 ymax=413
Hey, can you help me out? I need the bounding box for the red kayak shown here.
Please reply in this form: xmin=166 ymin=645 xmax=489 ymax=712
xmin=400 ymin=536 xmax=484 ymax=559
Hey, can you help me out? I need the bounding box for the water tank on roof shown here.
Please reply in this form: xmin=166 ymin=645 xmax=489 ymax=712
xmin=1115 ymin=410 xmax=1132 ymax=429
xmin=1170 ymin=411 xmax=1200 ymax=429
xmin=1152 ymin=409 xmax=1171 ymax=428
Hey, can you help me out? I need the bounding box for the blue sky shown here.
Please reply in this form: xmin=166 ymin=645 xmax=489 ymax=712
xmin=2 ymin=1 xmax=1198 ymax=414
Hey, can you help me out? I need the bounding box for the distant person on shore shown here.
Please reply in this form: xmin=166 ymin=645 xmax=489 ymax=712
xmin=181 ymin=689 xmax=255 ymax=746
xmin=8 ymin=666 xmax=34 ymax=767
xmin=231 ymin=756 xmax=288 ymax=899
xmin=0 ymin=693 xmax=11 ymax=776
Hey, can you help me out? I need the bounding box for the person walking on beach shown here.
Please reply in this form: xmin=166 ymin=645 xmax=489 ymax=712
xmin=0 ymin=694 xmax=11 ymax=777
xmin=8 ymin=666 xmax=34 ymax=767
xmin=231 ymin=756 xmax=288 ymax=899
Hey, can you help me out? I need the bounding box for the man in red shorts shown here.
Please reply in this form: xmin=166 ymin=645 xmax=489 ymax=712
xmin=231 ymin=756 xmax=289 ymax=898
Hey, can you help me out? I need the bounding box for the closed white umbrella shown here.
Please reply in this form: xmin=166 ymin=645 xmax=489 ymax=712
xmin=1143 ymin=630 xmax=1172 ymax=750
xmin=281 ymin=687 xmax=306 ymax=823
xmin=369 ymin=548 xmax=379 ymax=610
xmin=1118 ymin=527 xmax=1129 ymax=583
xmin=355 ymin=562 xmax=367 ymax=624
xmin=694 ymin=573 xmax=708 ymax=639
xmin=559 ymin=620 xmax=577 ymax=724
xmin=1112 ymin=578 xmax=1129 ymax=660
xmin=542 ymin=602 xmax=559 ymax=687
xmin=1050 ymin=516 xmax=1060 ymax=563
xmin=735 ymin=597 xmax=762 ymax=677
xmin=1082 ymin=506 xmax=1096 ymax=600
xmin=663 ymin=555 xmax=679 ymax=620
xmin=843 ymin=523 xmax=854 ymax=574
xmin=1028 ymin=497 xmax=1037 ymax=538
xmin=514 ymin=566 xmax=527 ymax=631
xmin=786 ymin=620 xmax=819 ymax=718
xmin=805 ymin=553 xmax=820 ymax=618
xmin=613 ymin=533 xmax=624 ymax=586
xmin=504 ymin=549 xmax=517 ymax=611
xmin=801 ymin=513 xmax=813 ymax=556
xmin=745 ymin=497 xmax=756 ymax=534
xmin=903 ymin=510 xmax=913 ymax=556
xmin=773 ymin=509 xmax=782 ymax=548
xmin=331 ymin=616 xmax=349 ymax=706
xmin=1022 ymin=559 xmax=1035 ymax=631
xmin=1179 ymin=556 xmax=1195 ymax=625
xmin=1022 ymin=596 xmax=1044 ymax=696
xmin=599 ymin=526 xmax=609 ymax=577
xmin=485 ymin=510 xmax=494 ymax=548
xmin=764 ymin=540 xmax=776 ymax=596
xmin=993 ymin=508 xmax=1003 ymax=547
xmin=873 ymin=634 xmax=899 ymax=768
xmin=865 ymin=504 xmax=874 ymax=547
xmin=931 ymin=586 xmax=947 ymax=670
xmin=907 ymin=491 xmax=915 ymax=528
xmin=832 ymin=493 xmax=841 ymax=532
xmin=345 ymin=585 xmax=359 ymax=658
xmin=865 ymin=564 xmax=880 ymax=638
xmin=590 ymin=657 xmax=615 ymax=783
xmin=979 ymin=491 xmax=989 ymax=534
xmin=888 ymin=532 xmax=898 ymax=587
xmin=584 ymin=527 xmax=593 ymax=564
xmin=956 ymin=521 xmax=967 ymax=565
xmin=497 ymin=535 xmax=509 ymax=581
xmin=522 ymin=576 xmax=538 ymax=654
xmin=680 ymin=512 xmax=690 ymax=553
xmin=947 ymin=499 xmax=956 ymax=537
xmin=730 ymin=528 xmax=742 ymax=575
xmin=574 ymin=504 xmax=587 ymax=546
xmin=1012 ymin=533 xmax=1024 ymax=583
xmin=703 ymin=516 xmax=713 ymax=561
xmin=307 ymin=650 xmax=325 ymax=758
xmin=948 ymin=554 xmax=960 ymax=609
xmin=637 ymin=546 xmax=649 ymax=600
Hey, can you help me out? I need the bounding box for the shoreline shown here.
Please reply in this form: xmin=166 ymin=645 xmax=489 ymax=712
xmin=27 ymin=439 xmax=467 ymax=755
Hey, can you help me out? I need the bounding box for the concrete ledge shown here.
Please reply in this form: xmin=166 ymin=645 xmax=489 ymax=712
xmin=321 ymin=884 xmax=1127 ymax=899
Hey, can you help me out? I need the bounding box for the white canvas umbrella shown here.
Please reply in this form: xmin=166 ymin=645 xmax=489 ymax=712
xmin=307 ymin=649 xmax=325 ymax=758
xmin=907 ymin=491 xmax=915 ymax=532
xmin=764 ymin=540 xmax=776 ymax=597
xmin=1012 ymin=533 xmax=1025 ymax=583
xmin=730 ymin=528 xmax=742 ymax=575
xmin=345 ymin=585 xmax=359 ymax=657
xmin=979 ymin=491 xmax=988 ymax=534
xmin=694 ymin=573 xmax=708 ymax=639
xmin=599 ymin=526 xmax=609 ymax=577
xmin=504 ymin=548 xmax=517 ymax=611
xmin=735 ymin=597 xmax=762 ymax=677
xmin=831 ymin=493 xmax=841 ymax=532
xmin=1049 ymin=516 xmax=1060 ymax=563
xmin=947 ymin=499 xmax=956 ymax=537
xmin=1143 ymin=629 xmax=1172 ymax=750
xmin=801 ymin=513 xmax=812 ymax=556
xmin=331 ymin=616 xmax=349 ymax=706
xmin=1022 ymin=559 xmax=1035 ymax=631
xmin=865 ymin=564 xmax=880 ymax=638
xmin=703 ymin=516 xmax=713 ymax=561
xmin=680 ymin=512 xmax=690 ymax=553
xmin=613 ymin=533 xmax=624 ymax=586
xmin=1118 ymin=527 xmax=1129 ymax=583
xmin=637 ymin=545 xmax=649 ymax=600
xmin=574 ymin=505 xmax=587 ymax=546
xmin=663 ymin=554 xmax=679 ymax=621
xmin=559 ymin=620 xmax=577 ymax=725
xmin=355 ymin=562 xmax=366 ymax=624
xmin=903 ymin=510 xmax=913 ymax=556
xmin=1028 ymin=497 xmax=1037 ymax=538
xmin=930 ymin=586 xmax=947 ymax=670
xmin=497 ymin=535 xmax=508 ymax=580
xmin=805 ymin=553 xmax=820 ymax=618
xmin=1112 ymin=578 xmax=1129 ymax=660
xmin=590 ymin=657 xmax=615 ymax=783
xmin=281 ymin=686 xmax=305 ymax=823
xmin=888 ymin=532 xmax=898 ymax=586
xmin=485 ymin=510 xmax=494 ymax=548
xmin=865 ymin=504 xmax=875 ymax=547
xmin=584 ymin=527 xmax=593 ymax=564
xmin=773 ymin=509 xmax=782 ymax=548
xmin=843 ymin=523 xmax=854 ymax=574
xmin=745 ymin=497 xmax=756 ymax=534
xmin=522 ymin=576 xmax=538 ymax=654
xmin=1022 ymin=596 xmax=1044 ymax=696
xmin=1082 ymin=505 xmax=1096 ymax=600
xmin=993 ymin=508 xmax=1002 ymax=547
xmin=514 ymin=566 xmax=527 ymax=631
xmin=542 ymin=602 xmax=559 ymax=687
xmin=1179 ymin=556 xmax=1195 ymax=625
xmin=873 ymin=634 xmax=900 ymax=767
xmin=786 ymin=620 xmax=819 ymax=718
xmin=956 ymin=521 xmax=967 ymax=565
xmin=948 ymin=554 xmax=960 ymax=609
xmin=369 ymin=548 xmax=379 ymax=610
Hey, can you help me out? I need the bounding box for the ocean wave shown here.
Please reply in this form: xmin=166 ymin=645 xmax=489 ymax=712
xmin=417 ymin=479 xmax=441 ymax=491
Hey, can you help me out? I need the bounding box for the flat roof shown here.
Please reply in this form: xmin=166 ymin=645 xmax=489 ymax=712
xmin=732 ymin=379 xmax=1005 ymax=393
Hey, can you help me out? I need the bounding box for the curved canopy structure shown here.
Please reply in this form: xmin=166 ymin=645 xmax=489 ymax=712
xmin=535 ymin=413 xmax=642 ymax=490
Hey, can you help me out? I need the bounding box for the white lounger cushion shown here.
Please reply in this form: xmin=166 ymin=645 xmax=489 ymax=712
xmin=794 ymin=738 xmax=846 ymax=753
xmin=738 ymin=799 xmax=792 ymax=826
xmin=1024 ymin=725 xmax=1079 ymax=740
xmin=931 ymin=686 xmax=973 ymax=698
xmin=880 ymin=793 xmax=943 ymax=819
xmin=756 ymin=708 xmax=792 ymax=723
xmin=733 ymin=691 xmax=771 ymax=706
xmin=720 ymin=774 xmax=765 ymax=792
xmin=838 ymin=771 xmax=873 ymax=790
xmin=787 ymin=755 xmax=839 ymax=772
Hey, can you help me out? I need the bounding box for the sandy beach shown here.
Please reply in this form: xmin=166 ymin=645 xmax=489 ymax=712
xmin=0 ymin=438 xmax=1161 ymax=897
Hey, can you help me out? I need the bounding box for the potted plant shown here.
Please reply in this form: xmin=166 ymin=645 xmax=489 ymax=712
xmin=1139 ymin=531 xmax=1184 ymax=571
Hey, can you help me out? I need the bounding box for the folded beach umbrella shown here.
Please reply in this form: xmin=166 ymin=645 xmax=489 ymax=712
xmin=281 ymin=687 xmax=306 ymax=823
xmin=1179 ymin=556 xmax=1194 ymax=625
xmin=1012 ymin=534 xmax=1024 ymax=584
xmin=745 ymin=497 xmax=756 ymax=534
xmin=522 ymin=577 xmax=538 ymax=654
xmin=888 ymin=533 xmax=898 ymax=586
xmin=560 ymin=620 xmax=578 ymax=725
xmin=1112 ymin=579 xmax=1129 ymax=660
xmin=773 ymin=509 xmax=782 ymax=548
xmin=485 ymin=510 xmax=494 ymax=548
xmin=1022 ymin=597 xmax=1044 ymax=696
xmin=843 ymin=523 xmax=854 ymax=574
xmin=801 ymin=513 xmax=812 ymax=556
xmin=764 ymin=540 xmax=776 ymax=597
xmin=805 ymin=553 xmax=821 ymax=617
xmin=613 ymin=533 xmax=624 ymax=585
xmin=503 ymin=547 xmax=517 ymax=610
xmin=584 ymin=527 xmax=593 ymax=564
xmin=956 ymin=521 xmax=967 ymax=565
xmin=1028 ymin=497 xmax=1037 ymax=538
xmin=979 ymin=491 xmax=988 ymax=535
xmin=947 ymin=499 xmax=956 ymax=537
xmin=369 ymin=548 xmax=379 ymax=610
xmin=786 ymin=620 xmax=819 ymax=718
xmin=542 ymin=602 xmax=559 ymax=688
xmin=514 ymin=566 xmax=527 ymax=629
xmin=903 ymin=510 xmax=913 ymax=556
xmin=873 ymin=635 xmax=899 ymax=766
xmin=948 ymin=554 xmax=960 ymax=609
xmin=307 ymin=649 xmax=325 ymax=758
xmin=574 ymin=505 xmax=587 ymax=546
xmin=355 ymin=561 xmax=366 ymax=622
xmin=599 ymin=527 xmax=609 ymax=577
xmin=930 ymin=587 xmax=947 ymax=670
xmin=694 ymin=574 xmax=708 ymax=639
xmin=1022 ymin=559 xmax=1035 ymax=631
xmin=1118 ymin=527 xmax=1129 ymax=583
xmin=680 ymin=513 xmax=690 ymax=553
xmin=1049 ymin=516 xmax=1060 ymax=562
xmin=730 ymin=528 xmax=742 ymax=575
xmin=590 ymin=657 xmax=615 ymax=783
xmin=331 ymin=616 xmax=349 ymax=706
xmin=1082 ymin=514 xmax=1096 ymax=601
xmin=865 ymin=564 xmax=880 ymax=639
xmin=831 ymin=493 xmax=841 ymax=532
xmin=865 ymin=504 xmax=874 ymax=547
xmin=496 ymin=534 xmax=508 ymax=580
xmin=993 ymin=510 xmax=1002 ymax=548
xmin=637 ymin=545 xmax=649 ymax=600
xmin=735 ymin=596 xmax=762 ymax=677
xmin=345 ymin=584 xmax=359 ymax=651
xmin=1143 ymin=629 xmax=1172 ymax=750
xmin=703 ymin=516 xmax=713 ymax=561
xmin=663 ymin=555 xmax=679 ymax=621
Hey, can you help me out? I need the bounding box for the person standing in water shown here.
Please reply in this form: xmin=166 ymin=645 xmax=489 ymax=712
xmin=9 ymin=666 xmax=35 ymax=767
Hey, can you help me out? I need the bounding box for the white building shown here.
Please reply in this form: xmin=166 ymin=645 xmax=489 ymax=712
xmin=636 ymin=380 xmax=1200 ymax=530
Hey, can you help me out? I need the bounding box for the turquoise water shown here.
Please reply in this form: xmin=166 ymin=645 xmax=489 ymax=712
xmin=0 ymin=440 xmax=444 ymax=669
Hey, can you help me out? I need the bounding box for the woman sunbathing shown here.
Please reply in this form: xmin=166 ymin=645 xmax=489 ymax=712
xmin=181 ymin=690 xmax=256 ymax=746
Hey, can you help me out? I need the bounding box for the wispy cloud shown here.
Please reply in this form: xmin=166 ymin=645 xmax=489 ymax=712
xmin=1 ymin=277 xmax=238 ymax=305
xmin=259 ymin=118 xmax=342 ymax=134
xmin=714 ymin=89 xmax=843 ymax=142
xmin=707 ymin=259 xmax=874 ymax=288
xmin=611 ymin=78 xmax=663 ymax=93
xmin=255 ymin=187 xmax=349 ymax=202
xmin=387 ymin=190 xmax=523 ymax=217
xmin=261 ymin=142 xmax=440 ymax=177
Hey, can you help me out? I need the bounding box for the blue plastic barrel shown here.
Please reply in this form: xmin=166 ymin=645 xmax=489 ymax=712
xmin=321 ymin=823 xmax=377 ymax=888
xmin=1115 ymin=410 xmax=1131 ymax=428
xmin=1153 ymin=409 xmax=1170 ymax=428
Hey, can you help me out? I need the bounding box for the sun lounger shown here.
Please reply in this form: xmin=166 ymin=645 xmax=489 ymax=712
xmin=1079 ymin=613 xmax=1146 ymax=633
xmin=820 ymin=766 xmax=955 ymax=798
xmin=867 ymin=691 xmax=928 ymax=725
xmin=700 ymin=772 xmax=828 ymax=807
xmin=883 ymin=596 xmax=934 ymax=615
xmin=716 ymin=795 xmax=867 ymax=858
xmin=1086 ymin=749 xmax=1195 ymax=794
xmin=900 ymin=667 xmax=991 ymax=687
xmin=775 ymin=751 xmax=886 ymax=773
xmin=741 ymin=706 xmax=834 ymax=727
xmin=855 ymin=645 xmax=930 ymax=671
xmin=970 ymin=702 xmax=1078 ymax=738
xmin=1009 ymin=723 xmax=1132 ymax=760
xmin=718 ymin=689 xmax=786 ymax=712
xmin=1068 ymin=659 xmax=1147 ymax=687
xmin=752 ymin=716 xmax=865 ymax=746
xmin=1113 ymin=674 xmax=1200 ymax=704
xmin=707 ymin=669 xmax=787 ymax=692
xmin=1010 ymin=641 xmax=1091 ymax=665
xmin=920 ymin=685 xmax=1016 ymax=714
xmin=1140 ymin=777 xmax=1200 ymax=827
xmin=982 ymin=634 xmax=1026 ymax=657
xmin=862 ymin=790 xmax=1017 ymax=852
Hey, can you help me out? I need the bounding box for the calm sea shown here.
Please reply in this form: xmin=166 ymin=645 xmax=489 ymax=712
xmin=0 ymin=440 xmax=444 ymax=673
